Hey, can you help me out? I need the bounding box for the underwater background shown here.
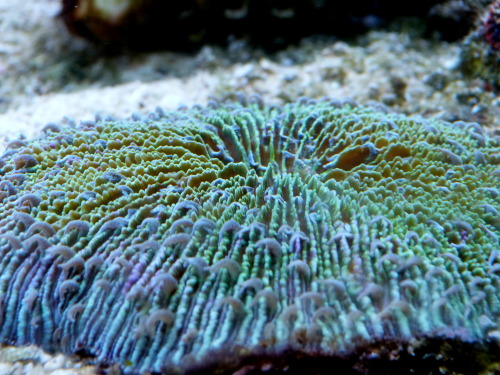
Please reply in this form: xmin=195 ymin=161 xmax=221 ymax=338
xmin=0 ymin=0 xmax=499 ymax=374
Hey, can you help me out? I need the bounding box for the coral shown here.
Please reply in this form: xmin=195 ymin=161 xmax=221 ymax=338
xmin=0 ymin=97 xmax=499 ymax=374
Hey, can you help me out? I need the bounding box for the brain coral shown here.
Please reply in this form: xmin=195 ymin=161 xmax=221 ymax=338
xmin=0 ymin=97 xmax=499 ymax=374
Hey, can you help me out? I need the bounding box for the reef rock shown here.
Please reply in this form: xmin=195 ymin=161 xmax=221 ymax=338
xmin=61 ymin=0 xmax=455 ymax=49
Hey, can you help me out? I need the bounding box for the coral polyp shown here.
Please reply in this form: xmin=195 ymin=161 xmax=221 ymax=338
xmin=0 ymin=97 xmax=499 ymax=374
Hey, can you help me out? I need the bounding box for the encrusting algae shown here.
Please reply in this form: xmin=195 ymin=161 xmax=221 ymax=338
xmin=0 ymin=96 xmax=499 ymax=374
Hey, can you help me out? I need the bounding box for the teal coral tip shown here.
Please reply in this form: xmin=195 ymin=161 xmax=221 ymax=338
xmin=0 ymin=97 xmax=499 ymax=374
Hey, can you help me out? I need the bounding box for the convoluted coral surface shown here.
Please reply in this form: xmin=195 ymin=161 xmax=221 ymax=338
xmin=0 ymin=98 xmax=499 ymax=374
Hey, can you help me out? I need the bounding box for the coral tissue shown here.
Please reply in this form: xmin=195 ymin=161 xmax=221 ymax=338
xmin=0 ymin=97 xmax=499 ymax=374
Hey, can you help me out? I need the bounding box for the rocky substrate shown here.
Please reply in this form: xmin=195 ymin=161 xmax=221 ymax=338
xmin=0 ymin=345 xmax=95 ymax=375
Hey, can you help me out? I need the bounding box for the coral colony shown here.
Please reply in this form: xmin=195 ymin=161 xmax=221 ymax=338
xmin=0 ymin=97 xmax=499 ymax=374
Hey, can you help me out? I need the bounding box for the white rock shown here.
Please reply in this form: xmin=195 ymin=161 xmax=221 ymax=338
xmin=43 ymin=355 xmax=66 ymax=372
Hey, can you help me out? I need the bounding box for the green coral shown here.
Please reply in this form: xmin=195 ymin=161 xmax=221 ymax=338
xmin=0 ymin=97 xmax=499 ymax=374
